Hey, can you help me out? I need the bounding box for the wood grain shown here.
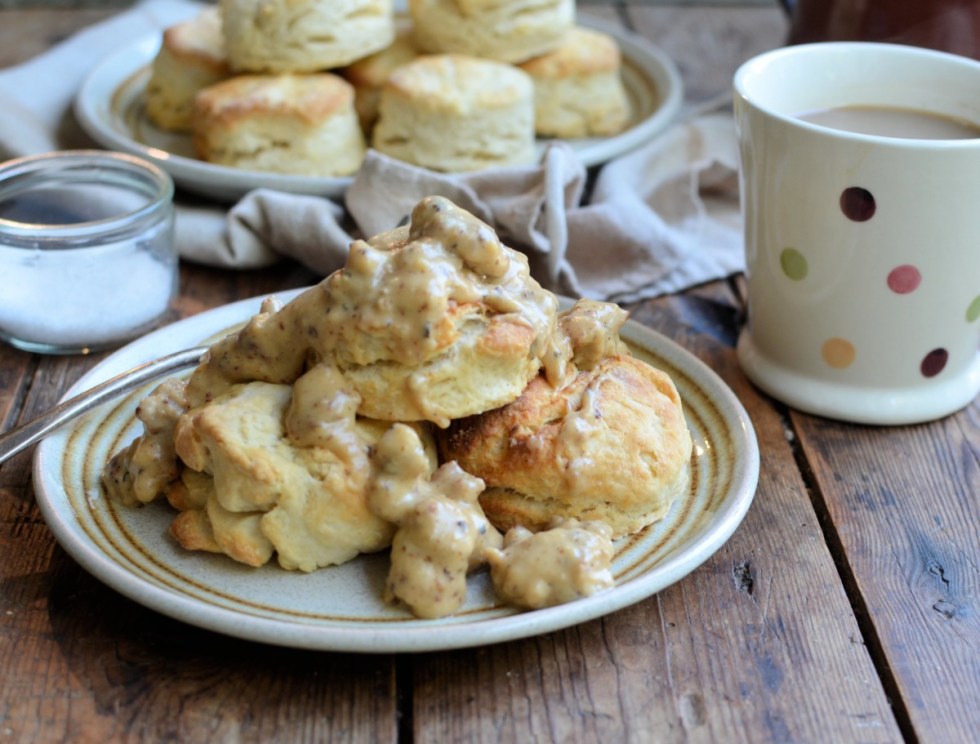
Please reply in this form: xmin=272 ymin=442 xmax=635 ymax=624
xmin=0 ymin=8 xmax=117 ymax=68
xmin=795 ymin=407 xmax=980 ymax=742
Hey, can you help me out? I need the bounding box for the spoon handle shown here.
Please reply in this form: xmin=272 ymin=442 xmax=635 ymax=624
xmin=0 ymin=346 xmax=208 ymax=466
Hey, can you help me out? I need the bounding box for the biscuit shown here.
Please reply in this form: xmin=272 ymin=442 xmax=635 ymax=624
xmin=518 ymin=26 xmax=632 ymax=138
xmin=183 ymin=196 xmax=565 ymax=428
xmin=439 ymin=353 xmax=693 ymax=538
xmin=372 ymin=54 xmax=535 ymax=172
xmin=409 ymin=0 xmax=574 ymax=64
xmin=220 ymin=0 xmax=395 ymax=73
xmin=170 ymin=376 xmax=439 ymax=571
xmin=193 ymin=73 xmax=366 ymax=176
xmin=144 ymin=7 xmax=230 ymax=133
xmin=341 ymin=23 xmax=419 ymax=131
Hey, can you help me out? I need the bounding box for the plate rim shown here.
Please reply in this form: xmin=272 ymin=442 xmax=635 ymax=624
xmin=32 ymin=290 xmax=758 ymax=653
xmin=72 ymin=14 xmax=684 ymax=202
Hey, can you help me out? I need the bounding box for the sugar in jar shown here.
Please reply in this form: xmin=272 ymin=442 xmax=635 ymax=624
xmin=0 ymin=150 xmax=177 ymax=354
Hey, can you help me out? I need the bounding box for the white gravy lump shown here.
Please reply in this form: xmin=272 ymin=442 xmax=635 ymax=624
xmin=558 ymin=298 xmax=629 ymax=370
xmin=370 ymin=423 xmax=502 ymax=619
xmin=103 ymin=377 xmax=190 ymax=507
xmin=487 ymin=519 xmax=615 ymax=610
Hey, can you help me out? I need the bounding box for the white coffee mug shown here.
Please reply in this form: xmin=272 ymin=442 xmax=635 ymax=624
xmin=734 ymin=42 xmax=980 ymax=424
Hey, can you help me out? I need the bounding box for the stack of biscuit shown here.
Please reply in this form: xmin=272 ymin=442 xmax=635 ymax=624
xmin=143 ymin=0 xmax=634 ymax=175
xmin=145 ymin=1 xmax=384 ymax=176
xmin=102 ymin=197 xmax=693 ymax=616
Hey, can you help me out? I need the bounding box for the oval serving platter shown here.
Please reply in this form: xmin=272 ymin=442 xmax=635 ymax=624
xmin=74 ymin=15 xmax=684 ymax=202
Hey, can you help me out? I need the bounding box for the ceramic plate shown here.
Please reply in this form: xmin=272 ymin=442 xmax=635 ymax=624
xmin=33 ymin=290 xmax=758 ymax=653
xmin=73 ymin=15 xmax=683 ymax=202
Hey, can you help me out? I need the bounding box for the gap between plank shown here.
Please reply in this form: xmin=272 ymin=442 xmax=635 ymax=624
xmin=396 ymin=655 xmax=415 ymax=743
xmin=783 ymin=409 xmax=921 ymax=744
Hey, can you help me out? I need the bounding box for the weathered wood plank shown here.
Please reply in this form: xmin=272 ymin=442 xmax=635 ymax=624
xmin=0 ymin=347 xmax=34 ymax=442
xmin=793 ymin=405 xmax=980 ymax=743
xmin=1 ymin=564 xmax=401 ymax=742
xmin=0 ymin=8 xmax=117 ymax=69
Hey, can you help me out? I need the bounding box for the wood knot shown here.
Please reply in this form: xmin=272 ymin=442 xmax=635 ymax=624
xmin=733 ymin=560 xmax=754 ymax=595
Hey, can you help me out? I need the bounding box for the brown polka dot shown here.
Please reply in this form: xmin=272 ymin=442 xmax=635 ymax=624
xmin=840 ymin=187 xmax=876 ymax=222
xmin=920 ymin=348 xmax=948 ymax=377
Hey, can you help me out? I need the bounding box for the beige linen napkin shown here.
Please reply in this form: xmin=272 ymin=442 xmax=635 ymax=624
xmin=0 ymin=0 xmax=744 ymax=301
xmin=195 ymin=114 xmax=743 ymax=302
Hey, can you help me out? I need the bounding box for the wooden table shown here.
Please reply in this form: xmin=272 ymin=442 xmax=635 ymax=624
xmin=1 ymin=3 xmax=978 ymax=742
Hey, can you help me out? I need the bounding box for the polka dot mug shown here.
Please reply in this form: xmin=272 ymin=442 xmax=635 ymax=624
xmin=734 ymin=42 xmax=980 ymax=424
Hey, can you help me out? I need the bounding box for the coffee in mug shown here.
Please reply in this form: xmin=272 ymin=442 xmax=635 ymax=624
xmin=797 ymin=105 xmax=980 ymax=140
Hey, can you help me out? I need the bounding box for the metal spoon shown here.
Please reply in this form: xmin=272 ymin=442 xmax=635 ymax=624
xmin=0 ymin=346 xmax=208 ymax=466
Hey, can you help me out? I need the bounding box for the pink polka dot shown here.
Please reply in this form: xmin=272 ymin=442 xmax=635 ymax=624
xmin=887 ymin=265 xmax=921 ymax=294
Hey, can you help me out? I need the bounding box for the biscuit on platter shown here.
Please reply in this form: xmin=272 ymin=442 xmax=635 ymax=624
xmin=220 ymin=0 xmax=395 ymax=72
xmin=193 ymin=73 xmax=366 ymax=176
xmin=372 ymin=54 xmax=535 ymax=172
xmin=341 ymin=23 xmax=420 ymax=131
xmin=408 ymin=0 xmax=574 ymax=64
xmin=145 ymin=7 xmax=230 ymax=132
xmin=518 ymin=26 xmax=631 ymax=138
xmin=439 ymin=347 xmax=693 ymax=538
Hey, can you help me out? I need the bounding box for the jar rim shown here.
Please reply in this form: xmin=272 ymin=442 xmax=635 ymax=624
xmin=0 ymin=149 xmax=174 ymax=243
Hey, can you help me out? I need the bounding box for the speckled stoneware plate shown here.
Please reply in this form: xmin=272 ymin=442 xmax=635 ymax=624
xmin=33 ymin=290 xmax=758 ymax=653
xmin=73 ymin=15 xmax=683 ymax=203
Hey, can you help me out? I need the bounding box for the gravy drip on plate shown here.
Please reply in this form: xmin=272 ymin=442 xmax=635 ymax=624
xmin=370 ymin=424 xmax=502 ymax=619
xmin=487 ymin=519 xmax=615 ymax=609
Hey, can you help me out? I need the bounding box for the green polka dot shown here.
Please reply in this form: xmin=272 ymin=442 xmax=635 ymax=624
xmin=780 ymin=248 xmax=808 ymax=281
xmin=968 ymin=295 xmax=980 ymax=323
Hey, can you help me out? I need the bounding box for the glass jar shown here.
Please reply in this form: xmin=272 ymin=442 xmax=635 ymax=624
xmin=0 ymin=150 xmax=177 ymax=354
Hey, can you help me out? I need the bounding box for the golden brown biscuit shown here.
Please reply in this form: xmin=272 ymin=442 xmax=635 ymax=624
xmin=170 ymin=375 xmax=439 ymax=571
xmin=193 ymin=73 xmax=366 ymax=176
xmin=409 ymin=0 xmax=574 ymax=64
xmin=439 ymin=354 xmax=693 ymax=538
xmin=341 ymin=22 xmax=419 ymax=131
xmin=220 ymin=0 xmax=395 ymax=73
xmin=372 ymin=54 xmax=535 ymax=172
xmin=518 ymin=26 xmax=631 ymax=138
xmin=183 ymin=196 xmax=566 ymax=428
xmin=145 ymin=7 xmax=230 ymax=132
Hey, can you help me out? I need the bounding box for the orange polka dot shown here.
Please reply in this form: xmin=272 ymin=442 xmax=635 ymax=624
xmin=822 ymin=337 xmax=856 ymax=369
